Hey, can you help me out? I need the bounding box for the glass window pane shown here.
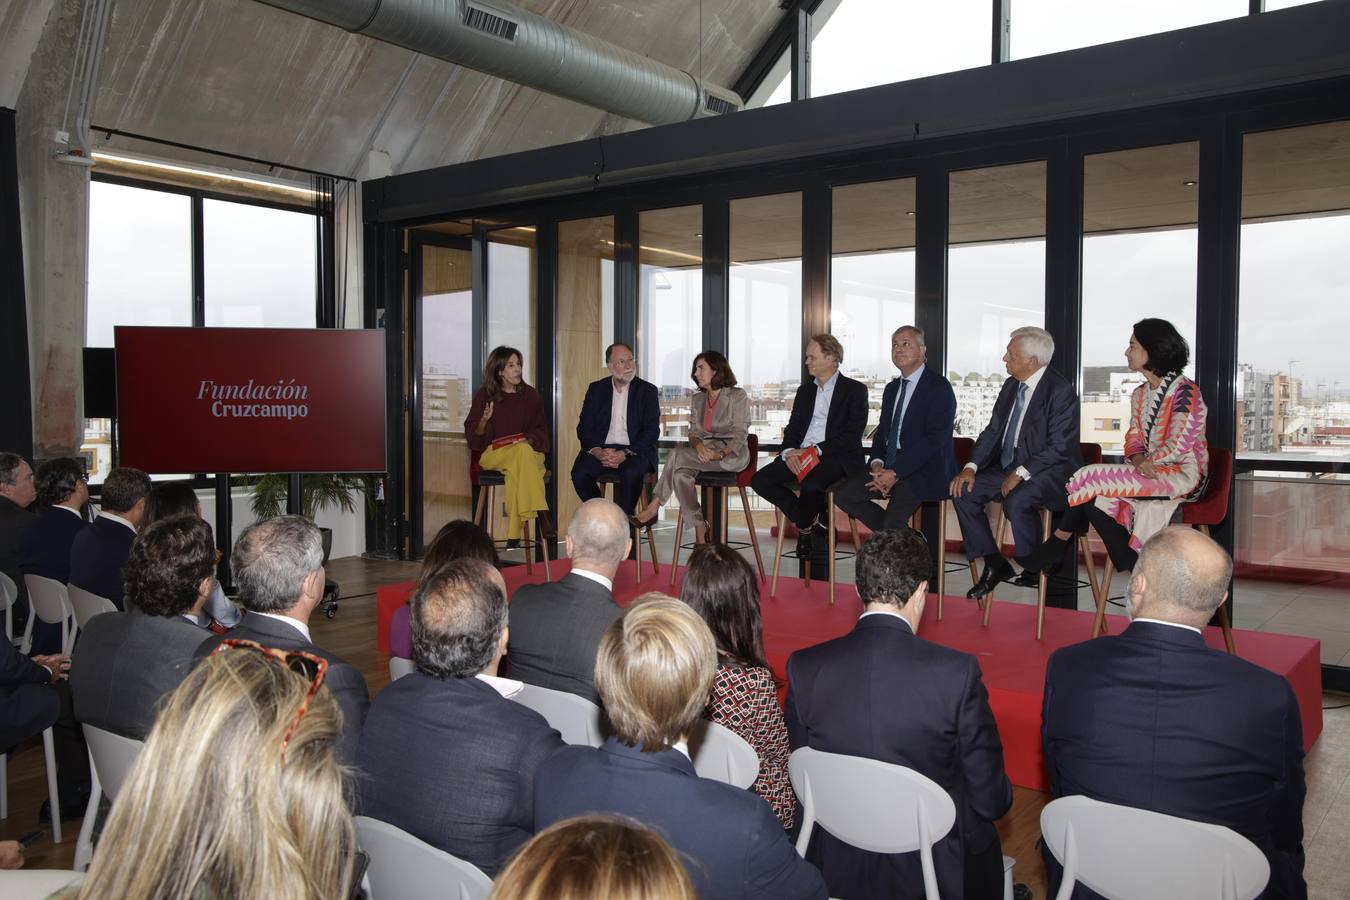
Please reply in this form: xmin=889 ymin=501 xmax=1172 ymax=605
xmin=1010 ymin=0 xmax=1246 ymax=61
xmin=1080 ymin=142 xmax=1200 ymax=452
xmin=420 ymin=241 xmax=474 ymax=546
xmin=1263 ymin=0 xmax=1324 ymax=10
xmin=730 ymin=192 xmax=803 ymax=448
xmin=810 ymin=0 xmax=989 ymax=98
xmin=832 ymin=178 xmax=917 ymax=436
xmin=947 ymin=161 xmax=1047 ymax=438
xmin=87 ymin=181 xmax=193 ymax=348
xmin=486 ymin=227 xmax=538 ymax=386
xmin=746 ymin=48 xmax=791 ymax=108
xmin=203 ymin=199 xmax=317 ymax=328
xmin=639 ymin=206 xmax=703 ymax=441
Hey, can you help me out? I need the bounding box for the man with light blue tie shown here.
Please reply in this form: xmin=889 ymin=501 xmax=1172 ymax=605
xmin=836 ymin=326 xmax=957 ymax=533
xmin=951 ymin=326 xmax=1081 ymax=601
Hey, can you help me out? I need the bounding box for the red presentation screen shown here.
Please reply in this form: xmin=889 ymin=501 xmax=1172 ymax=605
xmin=115 ymin=327 xmax=387 ymax=474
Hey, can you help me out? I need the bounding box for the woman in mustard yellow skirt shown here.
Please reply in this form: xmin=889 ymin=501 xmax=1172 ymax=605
xmin=465 ymin=346 xmax=550 ymax=540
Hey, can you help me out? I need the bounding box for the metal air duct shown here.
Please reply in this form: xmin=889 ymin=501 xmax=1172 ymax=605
xmin=255 ymin=0 xmax=743 ymax=125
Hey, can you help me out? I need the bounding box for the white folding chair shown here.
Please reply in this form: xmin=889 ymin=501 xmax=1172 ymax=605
xmin=1040 ymin=795 xmax=1269 ymax=900
xmin=687 ymin=718 xmax=759 ymax=789
xmin=789 ymin=747 xmax=956 ymax=900
xmin=0 ymin=870 xmax=85 ymax=898
xmin=22 ymin=575 xmax=76 ymax=655
xmin=388 ymin=657 xmax=416 ymax=681
xmin=74 ymin=725 xmax=145 ymax=870
xmin=67 ymin=585 xmax=117 ymax=629
xmin=510 ymin=683 xmax=607 ymax=747
xmin=355 ymin=815 xmax=493 ymax=900
xmin=0 ymin=726 xmax=63 ymax=843
xmin=0 ymin=571 xmax=17 ymax=644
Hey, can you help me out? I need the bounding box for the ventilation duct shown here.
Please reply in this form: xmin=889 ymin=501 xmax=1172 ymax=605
xmin=255 ymin=0 xmax=743 ymax=125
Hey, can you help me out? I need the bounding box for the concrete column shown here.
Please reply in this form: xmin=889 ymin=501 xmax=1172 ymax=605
xmin=16 ymin=0 xmax=90 ymax=459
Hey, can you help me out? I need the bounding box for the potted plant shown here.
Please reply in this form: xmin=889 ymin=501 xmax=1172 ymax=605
xmin=246 ymin=473 xmax=376 ymax=563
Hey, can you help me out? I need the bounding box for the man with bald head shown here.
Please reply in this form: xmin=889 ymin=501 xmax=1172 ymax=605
xmin=506 ymin=498 xmax=631 ymax=704
xmin=1042 ymin=527 xmax=1307 ymax=900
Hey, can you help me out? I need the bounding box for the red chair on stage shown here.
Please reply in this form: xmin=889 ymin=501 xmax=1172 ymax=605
xmin=668 ymin=434 xmax=766 ymax=585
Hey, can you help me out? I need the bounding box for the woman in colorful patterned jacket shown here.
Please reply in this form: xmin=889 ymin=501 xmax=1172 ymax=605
xmin=1026 ymin=318 xmax=1208 ymax=576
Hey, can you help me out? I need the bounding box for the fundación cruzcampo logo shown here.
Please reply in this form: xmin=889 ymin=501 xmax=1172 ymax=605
xmin=197 ymin=379 xmax=312 ymax=420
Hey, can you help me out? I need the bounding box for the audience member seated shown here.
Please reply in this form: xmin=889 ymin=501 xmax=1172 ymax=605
xmin=507 ymin=499 xmax=628 ymax=704
xmin=142 ymin=482 xmax=241 ymax=628
xmin=65 ymin=646 xmax=358 ymax=899
xmin=1042 ymin=527 xmax=1307 ymax=900
xmin=196 ymin=515 xmax=369 ymax=763
xmin=0 ymin=452 xmax=37 ymax=632
xmin=68 ymin=466 xmax=151 ymax=609
xmin=20 ymin=457 xmax=88 ymax=653
xmin=490 ymin=814 xmax=695 ymax=900
xmin=786 ymin=528 xmax=1013 ymax=900
xmin=534 ymin=595 xmax=827 ymax=900
xmin=388 ymin=519 xmax=500 ymax=660
xmin=358 ymin=557 xmax=564 ymax=876
xmin=71 ymin=515 xmax=218 ymax=739
xmin=680 ymin=542 xmax=795 ymax=830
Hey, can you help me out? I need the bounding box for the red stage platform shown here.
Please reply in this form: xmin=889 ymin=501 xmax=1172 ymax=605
xmin=375 ymin=559 xmax=1324 ymax=792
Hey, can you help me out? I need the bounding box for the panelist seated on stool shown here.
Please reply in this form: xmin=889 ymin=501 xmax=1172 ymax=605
xmin=571 ymin=342 xmax=660 ymax=516
xmin=949 ymin=326 xmax=1081 ymax=601
xmin=835 ymin=325 xmax=958 ymax=536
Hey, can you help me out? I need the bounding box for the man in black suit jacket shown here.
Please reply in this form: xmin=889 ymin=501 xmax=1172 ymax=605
xmin=837 ymin=326 xmax=957 ymax=534
xmin=69 ymin=467 xmax=151 ymax=609
xmin=21 ymin=458 xmax=89 ymax=654
xmin=751 ymin=334 xmax=868 ymax=556
xmin=0 ymin=452 xmax=37 ymax=622
xmin=786 ymin=529 xmax=1013 ymax=900
xmin=196 ymin=515 xmax=369 ymax=763
xmin=72 ymin=516 xmax=216 ymax=740
xmin=1042 ymin=527 xmax=1307 ymax=900
xmin=359 ymin=558 xmax=564 ymax=876
xmin=950 ymin=327 xmax=1081 ymax=600
xmin=535 ymin=596 xmax=826 ymax=900
xmin=571 ymin=342 xmax=660 ymax=516
xmin=507 ymin=498 xmax=628 ymax=705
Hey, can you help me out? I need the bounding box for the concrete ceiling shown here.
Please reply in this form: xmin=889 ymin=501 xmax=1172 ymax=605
xmin=53 ymin=0 xmax=783 ymax=180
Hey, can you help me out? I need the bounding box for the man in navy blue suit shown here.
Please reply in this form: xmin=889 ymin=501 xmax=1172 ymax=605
xmin=69 ymin=466 xmax=151 ymax=609
xmin=950 ymin=326 xmax=1081 ymax=600
xmin=0 ymin=452 xmax=37 ymax=629
xmin=570 ymin=342 xmax=660 ymax=516
xmin=837 ymin=325 xmax=957 ymax=535
xmin=1042 ymin=527 xmax=1307 ymax=900
xmin=20 ymin=458 xmax=89 ymax=653
xmin=359 ymin=557 xmax=564 ymax=876
xmin=786 ymin=528 xmax=1013 ymax=900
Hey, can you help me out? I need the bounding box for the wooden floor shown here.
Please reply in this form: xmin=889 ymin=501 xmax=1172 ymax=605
xmin=5 ymin=554 xmax=1348 ymax=899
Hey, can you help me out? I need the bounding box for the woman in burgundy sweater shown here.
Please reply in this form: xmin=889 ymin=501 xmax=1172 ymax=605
xmin=465 ymin=346 xmax=550 ymax=540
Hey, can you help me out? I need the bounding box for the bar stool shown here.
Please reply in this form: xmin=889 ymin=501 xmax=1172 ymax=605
xmin=669 ymin=434 xmax=765 ymax=586
xmin=596 ymin=469 xmax=660 ymax=583
xmin=769 ymin=477 xmax=862 ymax=606
xmin=472 ymin=465 xmax=552 ymax=581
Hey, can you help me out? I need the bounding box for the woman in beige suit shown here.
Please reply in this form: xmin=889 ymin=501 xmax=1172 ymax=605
xmin=631 ymin=351 xmax=749 ymax=543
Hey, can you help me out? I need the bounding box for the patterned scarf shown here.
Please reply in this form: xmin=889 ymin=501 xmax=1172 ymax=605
xmin=1142 ymin=371 xmax=1182 ymax=451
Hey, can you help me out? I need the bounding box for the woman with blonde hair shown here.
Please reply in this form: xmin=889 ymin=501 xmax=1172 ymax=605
xmin=67 ymin=645 xmax=356 ymax=900
xmin=490 ymin=814 xmax=694 ymax=900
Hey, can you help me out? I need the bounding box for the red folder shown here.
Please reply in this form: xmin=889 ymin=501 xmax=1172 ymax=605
xmin=490 ymin=433 xmax=526 ymax=450
xmin=795 ymin=446 xmax=820 ymax=481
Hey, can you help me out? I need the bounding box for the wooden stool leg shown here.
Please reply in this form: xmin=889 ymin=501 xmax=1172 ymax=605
xmin=739 ymin=487 xmax=766 ymax=580
xmin=770 ymin=510 xmax=786 ymax=599
xmin=474 ymin=485 xmax=487 ymax=530
xmin=1036 ymin=509 xmax=1051 ymax=640
xmin=669 ymin=513 xmax=684 ymax=587
xmin=1219 ymin=603 xmax=1235 ymax=654
xmin=827 ymin=492 xmax=837 ymax=606
xmin=936 ymin=502 xmax=947 ymax=621
xmin=969 ymin=558 xmax=979 ymax=586
xmin=1092 ymin=563 xmax=1116 ymax=638
xmin=484 ymin=486 xmax=496 ymax=540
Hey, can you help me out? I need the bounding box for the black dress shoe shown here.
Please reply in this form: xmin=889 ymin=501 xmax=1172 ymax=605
xmin=795 ymin=527 xmax=814 ymax=558
xmin=967 ymin=562 xmax=1014 ymax=600
xmin=1010 ymin=569 xmax=1043 ymax=588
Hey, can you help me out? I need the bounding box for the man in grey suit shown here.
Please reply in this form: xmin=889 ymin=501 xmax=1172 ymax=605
xmin=507 ymin=498 xmax=629 ymax=704
xmin=196 ymin=515 xmax=370 ymax=763
xmin=71 ymin=515 xmax=216 ymax=739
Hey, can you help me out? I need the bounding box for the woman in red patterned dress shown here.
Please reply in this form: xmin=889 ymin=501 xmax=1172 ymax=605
xmin=680 ymin=543 xmax=795 ymax=830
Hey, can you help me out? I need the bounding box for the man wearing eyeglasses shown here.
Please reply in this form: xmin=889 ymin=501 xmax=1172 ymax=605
xmin=196 ymin=515 xmax=369 ymax=763
xmin=571 ymin=342 xmax=660 ymax=518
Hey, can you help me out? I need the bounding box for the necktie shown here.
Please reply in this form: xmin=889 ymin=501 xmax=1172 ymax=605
xmin=1000 ymin=383 xmax=1028 ymax=470
xmin=884 ymin=378 xmax=909 ymax=470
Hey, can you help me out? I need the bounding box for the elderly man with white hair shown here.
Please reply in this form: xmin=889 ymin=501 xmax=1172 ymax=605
xmin=506 ymin=498 xmax=631 ymax=704
xmin=950 ymin=326 xmax=1081 ymax=600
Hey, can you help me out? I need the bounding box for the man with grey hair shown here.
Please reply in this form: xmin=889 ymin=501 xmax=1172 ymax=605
xmin=1042 ymin=527 xmax=1306 ymax=900
xmin=571 ymin=341 xmax=660 ymax=517
xmin=196 ymin=514 xmax=369 ymax=762
xmin=836 ymin=325 xmax=958 ymax=535
xmin=358 ymin=557 xmax=563 ymax=875
xmin=69 ymin=466 xmax=152 ymax=608
xmin=951 ymin=325 xmax=1081 ymax=600
xmin=0 ymin=452 xmax=37 ymax=626
xmin=507 ymin=498 xmax=630 ymax=704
